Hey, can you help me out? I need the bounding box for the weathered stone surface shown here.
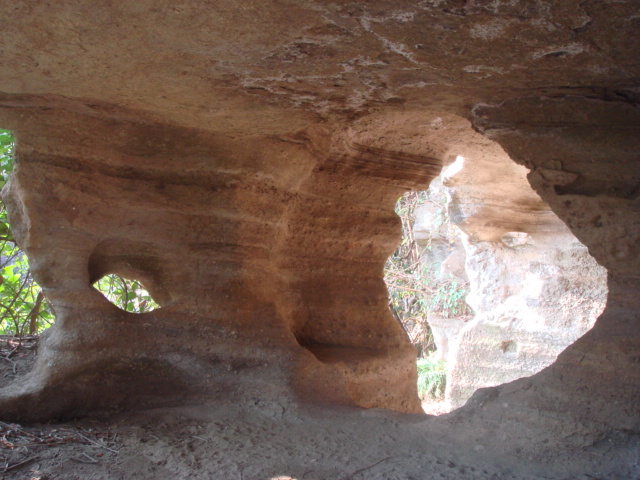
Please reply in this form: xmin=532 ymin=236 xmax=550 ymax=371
xmin=464 ymin=98 xmax=640 ymax=437
xmin=0 ymin=104 xmax=443 ymax=418
xmin=411 ymin=138 xmax=607 ymax=411
xmin=425 ymin=314 xmax=467 ymax=362
xmin=412 ymin=175 xmax=471 ymax=361
xmin=0 ymin=0 xmax=637 ymax=470
xmin=441 ymin=141 xmax=607 ymax=410
xmin=448 ymin=230 xmax=607 ymax=409
xmin=440 ymin=243 xmax=468 ymax=282
xmin=414 ymin=176 xmax=468 ymax=281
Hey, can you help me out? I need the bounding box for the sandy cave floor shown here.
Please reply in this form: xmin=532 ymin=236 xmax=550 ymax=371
xmin=1 ymin=337 xmax=637 ymax=480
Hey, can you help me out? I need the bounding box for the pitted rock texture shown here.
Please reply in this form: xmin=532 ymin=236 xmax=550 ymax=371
xmin=410 ymin=137 xmax=607 ymax=411
xmin=464 ymin=97 xmax=640 ymax=435
xmin=0 ymin=106 xmax=445 ymax=419
xmin=0 ymin=0 xmax=638 ymax=475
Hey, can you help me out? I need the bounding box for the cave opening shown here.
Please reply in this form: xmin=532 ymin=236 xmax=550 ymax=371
xmin=0 ymin=128 xmax=55 ymax=336
xmin=93 ymin=273 xmax=161 ymax=314
xmin=386 ymin=153 xmax=608 ymax=415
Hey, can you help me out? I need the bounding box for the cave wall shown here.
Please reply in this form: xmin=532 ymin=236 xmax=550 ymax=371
xmin=0 ymin=102 xmax=443 ymax=419
xmin=0 ymin=1 xmax=637 ymax=457
xmin=449 ymin=230 xmax=607 ymax=409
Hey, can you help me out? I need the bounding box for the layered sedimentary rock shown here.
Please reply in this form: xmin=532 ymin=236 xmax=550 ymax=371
xmin=0 ymin=103 xmax=448 ymax=418
xmin=0 ymin=0 xmax=636 ymax=466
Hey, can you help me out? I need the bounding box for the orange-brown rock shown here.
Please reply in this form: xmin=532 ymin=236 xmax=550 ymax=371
xmin=0 ymin=1 xmax=638 ymax=473
xmin=0 ymin=104 xmax=442 ymax=418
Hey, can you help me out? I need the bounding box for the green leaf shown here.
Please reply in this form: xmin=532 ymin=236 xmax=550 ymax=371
xmin=93 ymin=273 xmax=160 ymax=313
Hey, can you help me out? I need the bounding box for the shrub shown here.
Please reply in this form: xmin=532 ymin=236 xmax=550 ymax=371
xmin=93 ymin=274 xmax=160 ymax=313
xmin=416 ymin=354 xmax=447 ymax=400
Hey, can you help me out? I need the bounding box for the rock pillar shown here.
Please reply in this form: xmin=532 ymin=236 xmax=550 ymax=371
xmin=0 ymin=102 xmax=440 ymax=420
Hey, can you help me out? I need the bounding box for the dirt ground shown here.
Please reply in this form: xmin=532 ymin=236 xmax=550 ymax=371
xmin=1 ymin=337 xmax=637 ymax=480
xmin=420 ymin=400 xmax=448 ymax=417
xmin=0 ymin=337 xmax=38 ymax=391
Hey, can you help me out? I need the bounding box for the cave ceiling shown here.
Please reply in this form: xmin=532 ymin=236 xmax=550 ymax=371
xmin=0 ymin=0 xmax=637 ymax=134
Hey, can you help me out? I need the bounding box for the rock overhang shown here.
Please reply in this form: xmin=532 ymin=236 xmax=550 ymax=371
xmin=0 ymin=2 xmax=637 ymax=465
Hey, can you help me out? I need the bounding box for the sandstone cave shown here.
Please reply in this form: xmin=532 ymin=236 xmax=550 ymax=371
xmin=388 ymin=147 xmax=607 ymax=415
xmin=0 ymin=2 xmax=638 ymax=479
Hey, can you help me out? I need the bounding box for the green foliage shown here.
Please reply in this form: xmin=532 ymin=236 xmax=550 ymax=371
xmin=0 ymin=254 xmax=55 ymax=336
xmin=384 ymin=191 xmax=432 ymax=326
xmin=430 ymin=278 xmax=468 ymax=318
xmin=0 ymin=130 xmax=14 ymax=190
xmin=384 ymin=189 xmax=471 ymax=357
xmin=0 ymin=129 xmax=55 ymax=335
xmin=0 ymin=130 xmax=15 ymax=244
xmin=93 ymin=274 xmax=160 ymax=313
xmin=416 ymin=354 xmax=447 ymax=400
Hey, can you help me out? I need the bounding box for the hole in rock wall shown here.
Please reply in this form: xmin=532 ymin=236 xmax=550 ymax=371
xmin=0 ymin=129 xmax=55 ymax=336
xmin=93 ymin=274 xmax=160 ymax=313
xmin=385 ymin=155 xmax=608 ymax=416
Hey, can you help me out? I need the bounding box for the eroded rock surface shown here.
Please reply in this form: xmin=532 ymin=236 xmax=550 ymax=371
xmin=410 ymin=136 xmax=607 ymax=412
xmin=440 ymin=144 xmax=608 ymax=410
xmin=464 ymin=98 xmax=640 ymax=437
xmin=0 ymin=0 xmax=638 ymax=475
xmin=0 ymin=107 xmax=445 ymax=419
xmin=412 ymin=175 xmax=471 ymax=361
